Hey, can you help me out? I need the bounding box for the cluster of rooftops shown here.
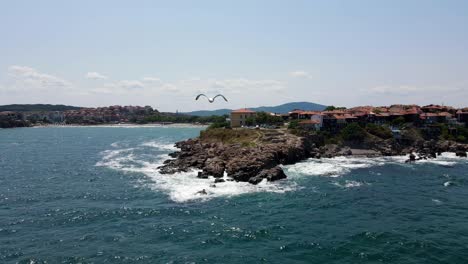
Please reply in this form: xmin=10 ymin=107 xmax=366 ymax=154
xmin=231 ymin=104 xmax=468 ymax=128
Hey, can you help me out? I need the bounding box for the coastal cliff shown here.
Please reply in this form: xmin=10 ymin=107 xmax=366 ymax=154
xmin=159 ymin=128 xmax=468 ymax=184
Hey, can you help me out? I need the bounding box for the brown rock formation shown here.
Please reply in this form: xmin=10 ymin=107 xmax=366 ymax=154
xmin=158 ymin=129 xmax=312 ymax=184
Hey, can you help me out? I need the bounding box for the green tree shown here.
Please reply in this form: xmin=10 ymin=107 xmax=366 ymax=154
xmin=208 ymin=120 xmax=230 ymax=130
xmin=245 ymin=117 xmax=255 ymax=126
xmin=325 ymin=106 xmax=347 ymax=111
xmin=341 ymin=123 xmax=367 ymax=141
xmin=456 ymin=135 xmax=467 ymax=143
xmin=288 ymin=120 xmax=299 ymax=129
xmin=365 ymin=123 xmax=392 ymax=139
xmin=391 ymin=116 xmax=405 ymax=127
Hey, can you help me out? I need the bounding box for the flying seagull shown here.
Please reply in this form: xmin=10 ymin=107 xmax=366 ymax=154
xmin=195 ymin=94 xmax=228 ymax=103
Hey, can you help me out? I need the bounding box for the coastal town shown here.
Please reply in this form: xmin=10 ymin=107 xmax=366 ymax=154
xmin=2 ymin=104 xmax=468 ymax=142
xmin=156 ymin=103 xmax=468 ymax=185
xmin=0 ymin=105 xmax=156 ymax=128
xmin=231 ymin=104 xmax=468 ymax=130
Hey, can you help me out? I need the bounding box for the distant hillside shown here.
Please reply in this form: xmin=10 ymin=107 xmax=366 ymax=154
xmin=185 ymin=109 xmax=233 ymax=117
xmin=186 ymin=102 xmax=327 ymax=116
xmin=0 ymin=104 xmax=82 ymax=112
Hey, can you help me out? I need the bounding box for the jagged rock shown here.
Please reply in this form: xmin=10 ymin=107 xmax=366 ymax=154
xmin=456 ymin=151 xmax=467 ymax=158
xmin=405 ymin=153 xmax=416 ymax=163
xmin=201 ymin=157 xmax=225 ymax=178
xmin=248 ymin=166 xmax=286 ymax=184
xmin=338 ymin=147 xmax=353 ymax=156
xmin=159 ymin=128 xmax=468 ymax=184
xmin=214 ymin=178 xmax=225 ymax=183
xmin=197 ymin=171 xmax=209 ymax=179
xmin=168 ymin=151 xmax=180 ymax=158
xmin=196 ymin=189 xmax=207 ymax=195
xmin=158 ymin=129 xmax=310 ymax=184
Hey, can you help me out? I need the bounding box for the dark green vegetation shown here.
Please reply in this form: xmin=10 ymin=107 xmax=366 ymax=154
xmin=365 ymin=123 xmax=393 ymax=139
xmin=340 ymin=123 xmax=367 ymax=141
xmin=0 ymin=104 xmax=81 ymax=112
xmin=324 ymin=106 xmax=347 ymax=111
xmin=391 ymin=116 xmax=406 ymax=127
xmin=186 ymin=101 xmax=327 ymax=116
xmin=439 ymin=124 xmax=468 ymax=143
xmin=143 ymin=114 xmax=228 ymax=125
xmin=0 ymin=119 xmax=30 ymax=128
xmin=244 ymin=111 xmax=284 ymax=127
xmin=288 ymin=120 xmax=300 ymax=129
xmin=290 ymin=119 xmax=468 ymax=149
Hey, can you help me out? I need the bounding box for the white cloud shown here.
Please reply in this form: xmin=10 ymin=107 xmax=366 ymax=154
xmin=8 ymin=65 xmax=71 ymax=88
xmin=87 ymin=76 xmax=286 ymax=110
xmin=142 ymin=77 xmax=161 ymax=82
xmin=368 ymin=85 xmax=463 ymax=96
xmin=85 ymin=72 xmax=108 ymax=80
xmin=104 ymin=80 xmax=145 ymax=90
xmin=289 ymin=70 xmax=312 ymax=79
xmin=173 ymin=78 xmax=285 ymax=94
xmin=118 ymin=80 xmax=145 ymax=89
xmin=361 ymin=84 xmax=468 ymax=107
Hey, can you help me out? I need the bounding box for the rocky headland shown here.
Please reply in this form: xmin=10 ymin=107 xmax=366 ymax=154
xmin=159 ymin=129 xmax=313 ymax=184
xmin=159 ymin=128 xmax=468 ymax=185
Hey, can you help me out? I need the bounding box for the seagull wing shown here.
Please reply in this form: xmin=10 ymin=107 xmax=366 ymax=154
xmin=213 ymin=94 xmax=228 ymax=102
xmin=195 ymin=94 xmax=208 ymax=101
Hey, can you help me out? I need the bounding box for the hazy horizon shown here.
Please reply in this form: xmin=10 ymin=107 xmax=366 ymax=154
xmin=1 ymin=0 xmax=467 ymax=111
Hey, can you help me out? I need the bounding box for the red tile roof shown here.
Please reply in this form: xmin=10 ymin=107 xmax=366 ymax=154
xmin=333 ymin=115 xmax=347 ymax=120
xmin=343 ymin=114 xmax=357 ymax=119
xmin=231 ymin=108 xmax=255 ymax=114
xmin=299 ymin=120 xmax=321 ymax=124
xmin=299 ymin=111 xmax=321 ymax=115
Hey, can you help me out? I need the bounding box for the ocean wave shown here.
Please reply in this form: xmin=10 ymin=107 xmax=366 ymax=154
xmin=284 ymin=156 xmax=386 ymax=178
xmin=97 ymin=144 xmax=296 ymax=203
xmin=97 ymin=140 xmax=466 ymax=202
xmin=284 ymin=152 xmax=466 ymax=178
xmin=140 ymin=141 xmax=179 ymax=151
xmin=332 ymin=180 xmax=367 ymax=188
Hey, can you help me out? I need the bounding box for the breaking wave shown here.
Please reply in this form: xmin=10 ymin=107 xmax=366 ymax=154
xmin=140 ymin=141 xmax=179 ymax=151
xmin=96 ymin=141 xmax=296 ymax=203
xmin=284 ymin=152 xmax=466 ymax=178
xmin=332 ymin=180 xmax=367 ymax=188
xmin=97 ymin=140 xmax=467 ymax=203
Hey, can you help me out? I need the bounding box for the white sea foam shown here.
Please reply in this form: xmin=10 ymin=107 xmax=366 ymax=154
xmin=284 ymin=152 xmax=466 ymax=178
xmin=140 ymin=141 xmax=179 ymax=151
xmin=444 ymin=181 xmax=454 ymax=187
xmin=97 ymin=143 xmax=296 ymax=202
xmin=110 ymin=142 xmax=121 ymax=148
xmin=97 ymin=138 xmax=466 ymax=202
xmin=332 ymin=180 xmax=366 ymax=188
xmin=284 ymin=156 xmax=386 ymax=178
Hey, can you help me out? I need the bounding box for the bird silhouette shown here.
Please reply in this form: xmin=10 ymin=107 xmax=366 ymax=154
xmin=195 ymin=94 xmax=228 ymax=103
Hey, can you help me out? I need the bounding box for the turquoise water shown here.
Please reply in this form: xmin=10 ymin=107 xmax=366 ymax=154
xmin=1 ymin=126 xmax=468 ymax=263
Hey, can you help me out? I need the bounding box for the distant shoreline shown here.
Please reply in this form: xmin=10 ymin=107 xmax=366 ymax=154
xmin=25 ymin=123 xmax=209 ymax=129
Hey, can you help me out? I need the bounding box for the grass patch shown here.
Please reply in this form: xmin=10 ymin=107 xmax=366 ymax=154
xmin=199 ymin=128 xmax=260 ymax=146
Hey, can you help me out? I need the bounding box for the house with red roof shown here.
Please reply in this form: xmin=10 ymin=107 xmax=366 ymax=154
xmin=230 ymin=108 xmax=256 ymax=127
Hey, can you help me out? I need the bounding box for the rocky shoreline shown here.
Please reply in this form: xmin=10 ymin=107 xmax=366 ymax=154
xmin=159 ymin=129 xmax=312 ymax=184
xmin=158 ymin=129 xmax=468 ymax=185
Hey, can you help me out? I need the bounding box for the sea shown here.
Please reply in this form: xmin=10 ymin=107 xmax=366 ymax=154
xmin=1 ymin=126 xmax=468 ymax=263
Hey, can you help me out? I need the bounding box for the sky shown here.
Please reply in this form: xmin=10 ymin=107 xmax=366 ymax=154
xmin=0 ymin=0 xmax=467 ymax=112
